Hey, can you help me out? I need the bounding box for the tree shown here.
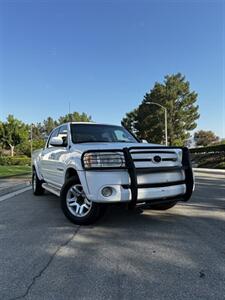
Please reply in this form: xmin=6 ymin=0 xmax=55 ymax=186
xmin=0 ymin=121 xmax=4 ymax=155
xmin=31 ymin=122 xmax=45 ymax=140
xmin=43 ymin=117 xmax=58 ymax=135
xmin=58 ymin=112 xmax=92 ymax=124
xmin=42 ymin=112 xmax=92 ymax=135
xmin=123 ymin=73 xmax=200 ymax=146
xmin=0 ymin=115 xmax=29 ymax=156
xmin=16 ymin=139 xmax=45 ymax=157
xmin=194 ymin=130 xmax=219 ymax=147
xmin=0 ymin=111 xmax=93 ymax=157
xmin=217 ymin=139 xmax=225 ymax=145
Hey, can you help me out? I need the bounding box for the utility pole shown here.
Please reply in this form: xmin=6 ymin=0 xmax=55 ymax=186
xmin=30 ymin=123 xmax=33 ymax=164
xmin=69 ymin=101 xmax=72 ymax=121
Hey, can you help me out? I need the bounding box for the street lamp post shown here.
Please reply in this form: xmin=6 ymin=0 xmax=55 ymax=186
xmin=146 ymin=102 xmax=168 ymax=146
xmin=30 ymin=123 xmax=33 ymax=159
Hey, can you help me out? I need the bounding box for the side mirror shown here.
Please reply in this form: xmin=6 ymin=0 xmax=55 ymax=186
xmin=141 ymin=139 xmax=148 ymax=143
xmin=50 ymin=136 xmax=64 ymax=147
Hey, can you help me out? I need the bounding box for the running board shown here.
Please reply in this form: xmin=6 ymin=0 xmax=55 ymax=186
xmin=42 ymin=183 xmax=61 ymax=197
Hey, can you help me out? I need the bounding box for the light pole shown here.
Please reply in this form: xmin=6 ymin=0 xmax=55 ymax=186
xmin=146 ymin=102 xmax=168 ymax=146
xmin=30 ymin=123 xmax=33 ymax=159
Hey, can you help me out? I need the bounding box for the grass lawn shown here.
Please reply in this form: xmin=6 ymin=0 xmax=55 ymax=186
xmin=0 ymin=165 xmax=31 ymax=178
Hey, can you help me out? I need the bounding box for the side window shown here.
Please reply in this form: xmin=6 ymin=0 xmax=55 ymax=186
xmin=47 ymin=128 xmax=59 ymax=148
xmin=58 ymin=125 xmax=68 ymax=146
xmin=58 ymin=125 xmax=67 ymax=135
xmin=47 ymin=126 xmax=68 ymax=148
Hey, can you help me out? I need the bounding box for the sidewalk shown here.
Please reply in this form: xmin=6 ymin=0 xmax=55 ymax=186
xmin=0 ymin=175 xmax=31 ymax=196
xmin=193 ymin=168 xmax=225 ymax=179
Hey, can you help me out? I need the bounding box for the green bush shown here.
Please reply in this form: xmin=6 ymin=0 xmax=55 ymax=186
xmin=190 ymin=144 xmax=225 ymax=154
xmin=15 ymin=139 xmax=45 ymax=157
xmin=0 ymin=156 xmax=31 ymax=166
xmin=215 ymin=162 xmax=225 ymax=169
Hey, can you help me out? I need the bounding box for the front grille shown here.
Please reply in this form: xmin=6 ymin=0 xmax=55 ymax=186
xmin=132 ymin=158 xmax=177 ymax=162
xmin=130 ymin=149 xmax=180 ymax=169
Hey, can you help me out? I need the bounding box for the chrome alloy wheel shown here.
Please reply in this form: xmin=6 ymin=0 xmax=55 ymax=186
xmin=66 ymin=184 xmax=92 ymax=217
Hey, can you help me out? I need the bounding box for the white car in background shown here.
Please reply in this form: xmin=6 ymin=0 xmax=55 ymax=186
xmin=32 ymin=122 xmax=194 ymax=225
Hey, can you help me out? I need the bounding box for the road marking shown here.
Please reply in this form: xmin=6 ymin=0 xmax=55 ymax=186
xmin=0 ymin=186 xmax=32 ymax=202
xmin=196 ymin=182 xmax=225 ymax=187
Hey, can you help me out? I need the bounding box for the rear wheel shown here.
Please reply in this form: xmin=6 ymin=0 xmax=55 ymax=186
xmin=32 ymin=168 xmax=45 ymax=195
xmin=61 ymin=177 xmax=105 ymax=225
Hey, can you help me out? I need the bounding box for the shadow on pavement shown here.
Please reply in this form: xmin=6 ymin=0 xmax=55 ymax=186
xmin=0 ymin=176 xmax=225 ymax=299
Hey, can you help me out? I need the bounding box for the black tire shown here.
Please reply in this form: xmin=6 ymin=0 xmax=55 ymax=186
xmin=32 ymin=168 xmax=45 ymax=195
xmin=60 ymin=177 xmax=105 ymax=225
xmin=148 ymin=201 xmax=177 ymax=210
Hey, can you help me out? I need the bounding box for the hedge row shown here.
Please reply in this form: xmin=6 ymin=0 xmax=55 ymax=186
xmin=0 ymin=156 xmax=31 ymax=166
xmin=190 ymin=144 xmax=225 ymax=154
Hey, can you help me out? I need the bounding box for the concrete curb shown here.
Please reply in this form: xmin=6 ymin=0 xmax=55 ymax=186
xmin=193 ymin=168 xmax=225 ymax=175
xmin=0 ymin=186 xmax=32 ymax=202
xmin=0 ymin=182 xmax=31 ymax=197
xmin=0 ymin=172 xmax=31 ymax=179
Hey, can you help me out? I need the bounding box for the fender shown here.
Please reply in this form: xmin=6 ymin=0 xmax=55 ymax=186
xmin=63 ymin=165 xmax=90 ymax=197
xmin=32 ymin=151 xmax=44 ymax=181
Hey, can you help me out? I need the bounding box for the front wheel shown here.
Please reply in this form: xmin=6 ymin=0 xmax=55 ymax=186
xmin=60 ymin=178 xmax=105 ymax=225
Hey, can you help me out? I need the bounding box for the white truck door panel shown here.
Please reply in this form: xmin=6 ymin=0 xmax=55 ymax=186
xmin=40 ymin=147 xmax=66 ymax=186
xmin=40 ymin=125 xmax=68 ymax=186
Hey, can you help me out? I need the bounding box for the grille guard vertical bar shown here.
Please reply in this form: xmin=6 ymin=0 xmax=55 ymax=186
xmin=123 ymin=147 xmax=138 ymax=208
xmin=181 ymin=147 xmax=194 ymax=201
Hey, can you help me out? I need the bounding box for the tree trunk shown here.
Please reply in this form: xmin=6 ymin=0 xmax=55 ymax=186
xmin=9 ymin=144 xmax=14 ymax=157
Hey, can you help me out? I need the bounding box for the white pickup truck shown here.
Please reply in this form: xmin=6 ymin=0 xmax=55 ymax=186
xmin=32 ymin=122 xmax=194 ymax=225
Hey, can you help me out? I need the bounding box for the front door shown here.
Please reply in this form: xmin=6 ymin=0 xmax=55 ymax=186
xmin=40 ymin=125 xmax=68 ymax=187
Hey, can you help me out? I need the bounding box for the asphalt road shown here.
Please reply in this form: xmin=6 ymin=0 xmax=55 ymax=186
xmin=0 ymin=175 xmax=225 ymax=300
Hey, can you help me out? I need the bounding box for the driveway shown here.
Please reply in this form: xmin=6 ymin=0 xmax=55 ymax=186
xmin=0 ymin=175 xmax=224 ymax=300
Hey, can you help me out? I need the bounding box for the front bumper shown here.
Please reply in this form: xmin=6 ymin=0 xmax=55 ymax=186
xmin=81 ymin=146 xmax=194 ymax=205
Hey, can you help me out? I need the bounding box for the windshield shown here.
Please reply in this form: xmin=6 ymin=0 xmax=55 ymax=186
xmin=70 ymin=124 xmax=138 ymax=144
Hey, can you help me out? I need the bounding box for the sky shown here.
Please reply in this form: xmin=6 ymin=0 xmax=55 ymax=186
xmin=0 ymin=0 xmax=224 ymax=138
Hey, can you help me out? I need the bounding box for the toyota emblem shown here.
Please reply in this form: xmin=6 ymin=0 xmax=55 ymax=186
xmin=153 ymin=155 xmax=162 ymax=163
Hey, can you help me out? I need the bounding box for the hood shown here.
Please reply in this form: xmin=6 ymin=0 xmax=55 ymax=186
xmin=70 ymin=142 xmax=166 ymax=154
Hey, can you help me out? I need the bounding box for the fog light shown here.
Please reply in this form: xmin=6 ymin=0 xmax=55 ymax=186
xmin=101 ymin=187 xmax=113 ymax=197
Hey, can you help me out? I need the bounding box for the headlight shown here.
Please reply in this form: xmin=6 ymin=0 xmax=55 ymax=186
xmin=82 ymin=152 xmax=125 ymax=169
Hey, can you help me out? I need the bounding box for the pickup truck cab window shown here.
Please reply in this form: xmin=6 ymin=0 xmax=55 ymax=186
xmin=70 ymin=124 xmax=137 ymax=143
